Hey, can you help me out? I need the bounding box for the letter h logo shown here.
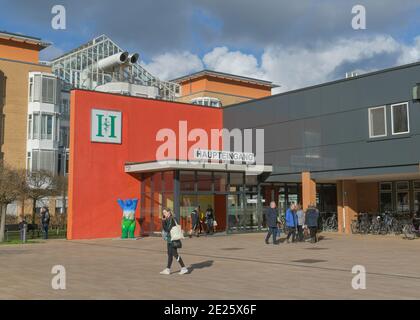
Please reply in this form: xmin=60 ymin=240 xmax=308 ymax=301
xmin=91 ymin=109 xmax=122 ymax=144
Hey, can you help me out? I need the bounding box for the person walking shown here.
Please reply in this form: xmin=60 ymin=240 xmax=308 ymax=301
xmin=205 ymin=205 xmax=215 ymax=235
xmin=189 ymin=206 xmax=200 ymax=238
xmin=199 ymin=206 xmax=205 ymax=234
xmin=285 ymin=204 xmax=297 ymax=243
xmin=160 ymin=208 xmax=188 ymax=275
xmin=296 ymin=204 xmax=305 ymax=242
xmin=18 ymin=216 xmax=28 ymax=242
xmin=40 ymin=207 xmax=50 ymax=240
xmin=265 ymin=201 xmax=279 ymax=245
xmin=305 ymin=203 xmax=320 ymax=243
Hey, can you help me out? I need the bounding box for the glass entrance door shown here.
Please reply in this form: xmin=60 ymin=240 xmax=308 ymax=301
xmin=180 ymin=194 xmax=219 ymax=234
xmin=227 ymin=194 xmax=243 ymax=232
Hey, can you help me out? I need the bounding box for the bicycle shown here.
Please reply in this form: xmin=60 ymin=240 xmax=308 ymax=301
xmin=402 ymin=218 xmax=420 ymax=240
xmin=351 ymin=213 xmax=372 ymax=234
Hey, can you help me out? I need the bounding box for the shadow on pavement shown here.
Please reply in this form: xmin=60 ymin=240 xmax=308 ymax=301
xmin=188 ymin=260 xmax=214 ymax=273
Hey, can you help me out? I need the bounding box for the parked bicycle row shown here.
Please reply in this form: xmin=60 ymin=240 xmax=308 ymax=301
xmin=351 ymin=212 xmax=420 ymax=238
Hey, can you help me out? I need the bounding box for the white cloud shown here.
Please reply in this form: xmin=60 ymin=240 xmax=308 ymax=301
xmin=139 ymin=34 xmax=420 ymax=92
xmin=261 ymin=35 xmax=402 ymax=92
xmin=202 ymin=47 xmax=266 ymax=80
xmin=398 ymin=36 xmax=420 ymax=65
xmin=141 ymin=51 xmax=203 ymax=81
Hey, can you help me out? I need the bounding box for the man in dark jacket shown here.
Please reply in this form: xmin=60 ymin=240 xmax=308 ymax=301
xmin=305 ymin=203 xmax=320 ymax=243
xmin=265 ymin=201 xmax=279 ymax=245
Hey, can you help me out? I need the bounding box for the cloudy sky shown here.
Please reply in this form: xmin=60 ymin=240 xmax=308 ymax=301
xmin=1 ymin=0 xmax=420 ymax=92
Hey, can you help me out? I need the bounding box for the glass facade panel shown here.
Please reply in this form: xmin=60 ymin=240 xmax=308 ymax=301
xmin=180 ymin=171 xmax=195 ymax=192
xmin=227 ymin=194 xmax=244 ymax=231
xmin=214 ymin=172 xmax=228 ymax=192
xmin=414 ymin=192 xmax=420 ymax=215
xmin=229 ymin=172 xmax=244 ymax=192
xmin=163 ymin=171 xmax=174 ymax=192
xmin=197 ymin=171 xmax=212 ymax=191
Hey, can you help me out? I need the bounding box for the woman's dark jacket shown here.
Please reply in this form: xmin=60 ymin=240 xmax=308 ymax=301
xmin=162 ymin=216 xmax=177 ymax=243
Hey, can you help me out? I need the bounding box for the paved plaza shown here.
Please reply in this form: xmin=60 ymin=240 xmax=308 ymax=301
xmin=0 ymin=232 xmax=419 ymax=299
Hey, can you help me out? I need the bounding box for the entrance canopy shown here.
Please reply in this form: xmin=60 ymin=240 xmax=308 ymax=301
xmin=125 ymin=160 xmax=273 ymax=175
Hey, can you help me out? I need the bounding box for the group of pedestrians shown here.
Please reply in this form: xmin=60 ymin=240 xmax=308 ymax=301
xmin=265 ymin=201 xmax=320 ymax=245
xmin=159 ymin=201 xmax=320 ymax=276
xmin=189 ymin=205 xmax=216 ymax=237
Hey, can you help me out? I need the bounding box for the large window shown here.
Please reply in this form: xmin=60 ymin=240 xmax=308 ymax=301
xmin=191 ymin=97 xmax=222 ymax=108
xmin=369 ymin=106 xmax=387 ymax=138
xmin=41 ymin=77 xmax=55 ymax=104
xmin=391 ymin=102 xmax=409 ymax=135
xmin=31 ymin=150 xmax=56 ymax=172
xmin=379 ymin=182 xmax=393 ymax=212
xmin=414 ymin=181 xmax=420 ymax=215
xmin=29 ymin=74 xmax=58 ymax=104
xmin=396 ymin=181 xmax=410 ymax=213
xmin=41 ymin=114 xmax=53 ymax=140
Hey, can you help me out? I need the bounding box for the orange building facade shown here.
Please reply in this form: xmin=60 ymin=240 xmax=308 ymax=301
xmin=172 ymin=70 xmax=277 ymax=107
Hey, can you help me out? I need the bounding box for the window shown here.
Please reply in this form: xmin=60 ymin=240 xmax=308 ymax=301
xmin=180 ymin=171 xmax=195 ymax=192
xmin=27 ymin=152 xmax=31 ymax=171
xmin=41 ymin=114 xmax=53 ymax=140
xmin=65 ymin=151 xmax=69 ymax=175
xmin=396 ymin=181 xmax=409 ymax=213
xmin=29 ymin=77 xmax=33 ymax=102
xmin=33 ymin=75 xmax=41 ymax=102
xmin=61 ymin=99 xmax=70 ymax=116
xmin=414 ymin=181 xmax=420 ymax=215
xmin=27 ymin=115 xmax=32 ymax=139
xmin=197 ymin=171 xmax=213 ymax=191
xmin=41 ymin=77 xmax=55 ymax=104
xmin=379 ymin=182 xmax=393 ymax=212
xmin=33 ymin=113 xmax=40 ymax=139
xmin=391 ymin=102 xmax=409 ymax=135
xmin=191 ymin=97 xmax=221 ymax=108
xmin=369 ymin=106 xmax=387 ymax=138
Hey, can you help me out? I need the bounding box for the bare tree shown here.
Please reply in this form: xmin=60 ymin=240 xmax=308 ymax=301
xmin=0 ymin=165 xmax=26 ymax=242
xmin=53 ymin=174 xmax=68 ymax=226
xmin=25 ymin=170 xmax=61 ymax=224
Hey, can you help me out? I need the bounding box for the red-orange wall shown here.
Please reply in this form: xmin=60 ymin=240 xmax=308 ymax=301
xmin=180 ymin=76 xmax=272 ymax=99
xmin=68 ymin=90 xmax=223 ymax=240
xmin=0 ymin=38 xmax=41 ymax=63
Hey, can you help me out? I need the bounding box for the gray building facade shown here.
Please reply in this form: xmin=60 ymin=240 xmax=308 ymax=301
xmin=224 ymin=62 xmax=420 ymax=233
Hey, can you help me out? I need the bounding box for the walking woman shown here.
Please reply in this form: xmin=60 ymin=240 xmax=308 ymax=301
xmin=160 ymin=208 xmax=189 ymax=275
xmin=296 ymin=204 xmax=305 ymax=242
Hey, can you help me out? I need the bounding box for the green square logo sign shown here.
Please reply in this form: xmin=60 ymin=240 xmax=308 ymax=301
xmin=91 ymin=109 xmax=122 ymax=144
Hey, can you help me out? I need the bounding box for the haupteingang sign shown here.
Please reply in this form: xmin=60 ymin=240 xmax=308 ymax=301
xmin=193 ymin=149 xmax=255 ymax=164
